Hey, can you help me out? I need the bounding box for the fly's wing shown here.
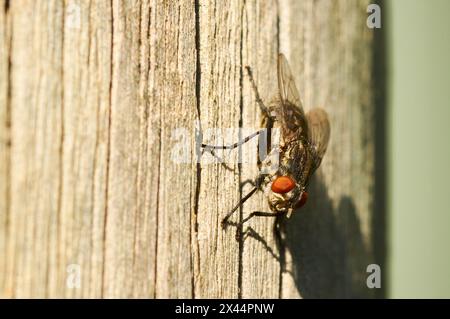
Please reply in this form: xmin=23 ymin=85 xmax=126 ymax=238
xmin=306 ymin=108 xmax=330 ymax=171
xmin=278 ymin=53 xmax=304 ymax=112
xmin=277 ymin=53 xmax=308 ymax=140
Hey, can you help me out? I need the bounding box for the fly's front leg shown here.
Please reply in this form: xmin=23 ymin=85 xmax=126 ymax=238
xmin=221 ymin=187 xmax=258 ymax=229
xmin=221 ymin=174 xmax=266 ymax=228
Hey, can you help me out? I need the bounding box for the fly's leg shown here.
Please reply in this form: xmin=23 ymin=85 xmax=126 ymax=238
xmin=221 ymin=174 xmax=266 ymax=228
xmin=241 ymin=211 xmax=279 ymax=225
xmin=221 ymin=187 xmax=258 ymax=229
xmin=201 ymin=130 xmax=265 ymax=170
xmin=201 ymin=129 xmax=265 ymax=150
xmin=240 ymin=179 xmax=255 ymax=188
xmin=245 ymin=66 xmax=275 ymax=120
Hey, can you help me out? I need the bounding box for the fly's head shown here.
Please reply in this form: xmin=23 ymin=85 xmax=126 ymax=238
xmin=266 ymin=175 xmax=308 ymax=217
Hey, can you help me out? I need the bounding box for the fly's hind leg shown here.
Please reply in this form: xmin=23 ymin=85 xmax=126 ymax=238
xmin=221 ymin=187 xmax=258 ymax=229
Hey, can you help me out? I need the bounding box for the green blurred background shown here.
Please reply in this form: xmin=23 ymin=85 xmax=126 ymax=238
xmin=388 ymin=0 xmax=450 ymax=298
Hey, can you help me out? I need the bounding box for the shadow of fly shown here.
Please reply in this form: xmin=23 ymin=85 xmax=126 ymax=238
xmin=202 ymin=53 xmax=330 ymax=229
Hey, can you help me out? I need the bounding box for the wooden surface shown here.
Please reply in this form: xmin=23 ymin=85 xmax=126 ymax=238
xmin=0 ymin=0 xmax=382 ymax=298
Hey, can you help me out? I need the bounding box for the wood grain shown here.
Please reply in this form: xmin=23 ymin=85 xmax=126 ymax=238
xmin=0 ymin=0 xmax=381 ymax=298
xmin=0 ymin=0 xmax=10 ymax=296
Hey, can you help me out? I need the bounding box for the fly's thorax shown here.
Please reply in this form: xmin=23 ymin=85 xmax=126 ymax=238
xmin=280 ymin=138 xmax=313 ymax=187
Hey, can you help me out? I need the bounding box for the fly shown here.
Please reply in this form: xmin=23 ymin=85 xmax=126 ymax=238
xmin=202 ymin=53 xmax=330 ymax=228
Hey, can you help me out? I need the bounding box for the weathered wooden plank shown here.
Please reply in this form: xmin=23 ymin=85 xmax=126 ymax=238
xmin=194 ymin=0 xmax=243 ymax=298
xmin=0 ymin=0 xmax=10 ymax=296
xmin=1 ymin=0 xmax=198 ymax=299
xmin=58 ymin=0 xmax=112 ymax=298
xmin=279 ymin=0 xmax=376 ymax=298
xmin=4 ymin=0 xmax=64 ymax=298
xmin=151 ymin=0 xmax=197 ymax=298
xmin=102 ymin=0 xmax=148 ymax=298
xmin=240 ymin=0 xmax=281 ymax=299
xmin=103 ymin=0 xmax=197 ymax=298
xmin=0 ymin=0 xmax=379 ymax=298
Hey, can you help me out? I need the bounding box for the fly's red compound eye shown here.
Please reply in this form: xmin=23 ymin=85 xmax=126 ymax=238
xmin=296 ymin=191 xmax=308 ymax=208
xmin=271 ymin=176 xmax=296 ymax=194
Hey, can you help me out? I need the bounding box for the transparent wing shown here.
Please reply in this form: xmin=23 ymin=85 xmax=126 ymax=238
xmin=276 ymin=53 xmax=308 ymax=139
xmin=277 ymin=53 xmax=305 ymax=116
xmin=306 ymin=108 xmax=330 ymax=168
